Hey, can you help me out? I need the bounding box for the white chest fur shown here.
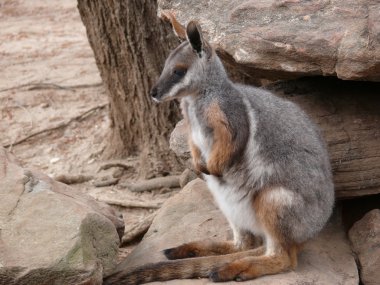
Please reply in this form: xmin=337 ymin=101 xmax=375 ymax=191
xmin=183 ymin=98 xmax=212 ymax=159
xmin=205 ymin=176 xmax=263 ymax=236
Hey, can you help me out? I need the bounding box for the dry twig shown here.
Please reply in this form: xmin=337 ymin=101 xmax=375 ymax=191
xmin=98 ymin=160 xmax=135 ymax=172
xmin=95 ymin=196 xmax=162 ymax=209
xmin=0 ymin=82 xmax=102 ymax=93
xmin=93 ymin=177 xmax=120 ymax=187
xmin=55 ymin=174 xmax=94 ymax=184
xmin=122 ymin=175 xmax=180 ymax=192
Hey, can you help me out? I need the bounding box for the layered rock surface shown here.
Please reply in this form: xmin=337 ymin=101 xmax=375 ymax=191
xmin=116 ymin=179 xmax=358 ymax=284
xmin=0 ymin=148 xmax=123 ymax=285
xmin=159 ymin=0 xmax=380 ymax=81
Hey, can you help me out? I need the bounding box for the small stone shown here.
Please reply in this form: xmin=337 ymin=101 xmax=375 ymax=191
xmin=49 ymin=157 xmax=60 ymax=163
xmin=179 ymin=168 xmax=198 ymax=188
xmin=169 ymin=119 xmax=190 ymax=159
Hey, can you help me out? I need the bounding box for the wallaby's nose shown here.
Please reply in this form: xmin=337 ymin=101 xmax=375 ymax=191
xmin=150 ymin=86 xmax=158 ymax=99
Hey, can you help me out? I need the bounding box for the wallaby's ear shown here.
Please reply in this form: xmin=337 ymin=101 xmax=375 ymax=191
xmin=186 ymin=21 xmax=203 ymax=56
xmin=160 ymin=10 xmax=186 ymax=40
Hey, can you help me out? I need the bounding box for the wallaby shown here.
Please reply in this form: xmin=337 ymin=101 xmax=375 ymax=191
xmin=104 ymin=20 xmax=334 ymax=284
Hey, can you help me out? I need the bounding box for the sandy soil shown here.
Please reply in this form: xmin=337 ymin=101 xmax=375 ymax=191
xmin=0 ymin=0 xmax=178 ymax=260
xmin=0 ymin=0 xmax=106 ymax=175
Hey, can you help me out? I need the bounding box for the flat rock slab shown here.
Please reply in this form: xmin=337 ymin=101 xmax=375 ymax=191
xmin=159 ymin=0 xmax=380 ymax=81
xmin=117 ymin=179 xmax=358 ymax=285
xmin=0 ymin=148 xmax=122 ymax=285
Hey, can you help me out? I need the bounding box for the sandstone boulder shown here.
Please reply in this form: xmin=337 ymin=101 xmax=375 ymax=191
xmin=0 ymin=148 xmax=123 ymax=285
xmin=169 ymin=119 xmax=191 ymax=163
xmin=115 ymin=178 xmax=358 ymax=284
xmin=349 ymin=209 xmax=380 ymax=285
xmin=159 ymin=0 xmax=380 ymax=81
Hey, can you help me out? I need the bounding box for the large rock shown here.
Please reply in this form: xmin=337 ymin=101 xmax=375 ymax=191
xmin=170 ymin=78 xmax=380 ymax=198
xmin=159 ymin=0 xmax=380 ymax=81
xmin=0 ymin=148 xmax=123 ymax=285
xmin=349 ymin=209 xmax=380 ymax=285
xmin=116 ymin=179 xmax=358 ymax=284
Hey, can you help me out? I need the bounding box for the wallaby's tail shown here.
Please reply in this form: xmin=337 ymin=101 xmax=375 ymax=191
xmin=103 ymin=249 xmax=259 ymax=285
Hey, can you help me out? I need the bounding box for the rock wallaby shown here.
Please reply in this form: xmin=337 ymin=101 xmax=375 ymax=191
xmin=104 ymin=20 xmax=334 ymax=284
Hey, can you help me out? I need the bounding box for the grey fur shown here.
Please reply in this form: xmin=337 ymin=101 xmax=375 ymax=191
xmin=103 ymin=23 xmax=339 ymax=285
xmin=152 ymin=35 xmax=334 ymax=246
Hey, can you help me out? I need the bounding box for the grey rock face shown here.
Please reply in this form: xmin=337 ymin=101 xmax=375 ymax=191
xmin=349 ymin=209 xmax=380 ymax=285
xmin=0 ymin=148 xmax=122 ymax=285
xmin=159 ymin=0 xmax=380 ymax=81
xmin=117 ymin=178 xmax=358 ymax=284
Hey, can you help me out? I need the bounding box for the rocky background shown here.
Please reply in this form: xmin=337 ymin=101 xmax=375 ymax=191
xmin=1 ymin=0 xmax=380 ymax=285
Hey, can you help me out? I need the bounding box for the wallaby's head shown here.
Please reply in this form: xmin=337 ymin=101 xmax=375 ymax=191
xmin=150 ymin=21 xmax=214 ymax=102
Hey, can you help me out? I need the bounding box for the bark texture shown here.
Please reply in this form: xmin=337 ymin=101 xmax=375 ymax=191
xmin=77 ymin=0 xmax=181 ymax=171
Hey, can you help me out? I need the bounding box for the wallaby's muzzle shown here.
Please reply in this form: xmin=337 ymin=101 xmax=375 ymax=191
xmin=150 ymin=86 xmax=160 ymax=102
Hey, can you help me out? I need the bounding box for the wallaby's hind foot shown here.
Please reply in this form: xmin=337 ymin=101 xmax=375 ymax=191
xmin=209 ymin=248 xmax=295 ymax=282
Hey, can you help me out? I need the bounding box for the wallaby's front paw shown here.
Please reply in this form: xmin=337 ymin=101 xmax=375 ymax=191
xmin=163 ymin=244 xmax=199 ymax=260
xmin=207 ymin=162 xmax=224 ymax=177
xmin=208 ymin=168 xmax=223 ymax=177
xmin=194 ymin=162 xmax=210 ymax=175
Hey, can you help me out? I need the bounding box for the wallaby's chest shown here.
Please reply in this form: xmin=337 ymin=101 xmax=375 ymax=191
xmin=182 ymin=99 xmax=212 ymax=158
xmin=205 ymin=176 xmax=263 ymax=235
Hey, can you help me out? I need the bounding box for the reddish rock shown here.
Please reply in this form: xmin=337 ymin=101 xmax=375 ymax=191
xmin=159 ymin=0 xmax=380 ymax=81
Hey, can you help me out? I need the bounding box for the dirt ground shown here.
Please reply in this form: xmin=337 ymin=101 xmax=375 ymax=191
xmin=0 ymin=0 xmax=179 ymax=260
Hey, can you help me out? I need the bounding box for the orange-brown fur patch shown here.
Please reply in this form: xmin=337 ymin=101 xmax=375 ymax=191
xmin=211 ymin=252 xmax=292 ymax=282
xmin=288 ymin=244 xmax=299 ymax=269
xmin=205 ymin=101 xmax=234 ymax=176
xmin=253 ymin=187 xmax=286 ymax=247
xmin=160 ymin=10 xmax=187 ymax=40
xmin=189 ymin=139 xmax=209 ymax=174
xmin=174 ymin=63 xmax=189 ymax=70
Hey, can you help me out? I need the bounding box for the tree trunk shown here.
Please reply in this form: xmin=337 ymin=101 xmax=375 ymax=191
xmin=77 ymin=0 xmax=181 ymax=174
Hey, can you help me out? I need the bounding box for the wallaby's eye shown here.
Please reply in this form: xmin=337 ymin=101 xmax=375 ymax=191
xmin=173 ymin=69 xmax=187 ymax=77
